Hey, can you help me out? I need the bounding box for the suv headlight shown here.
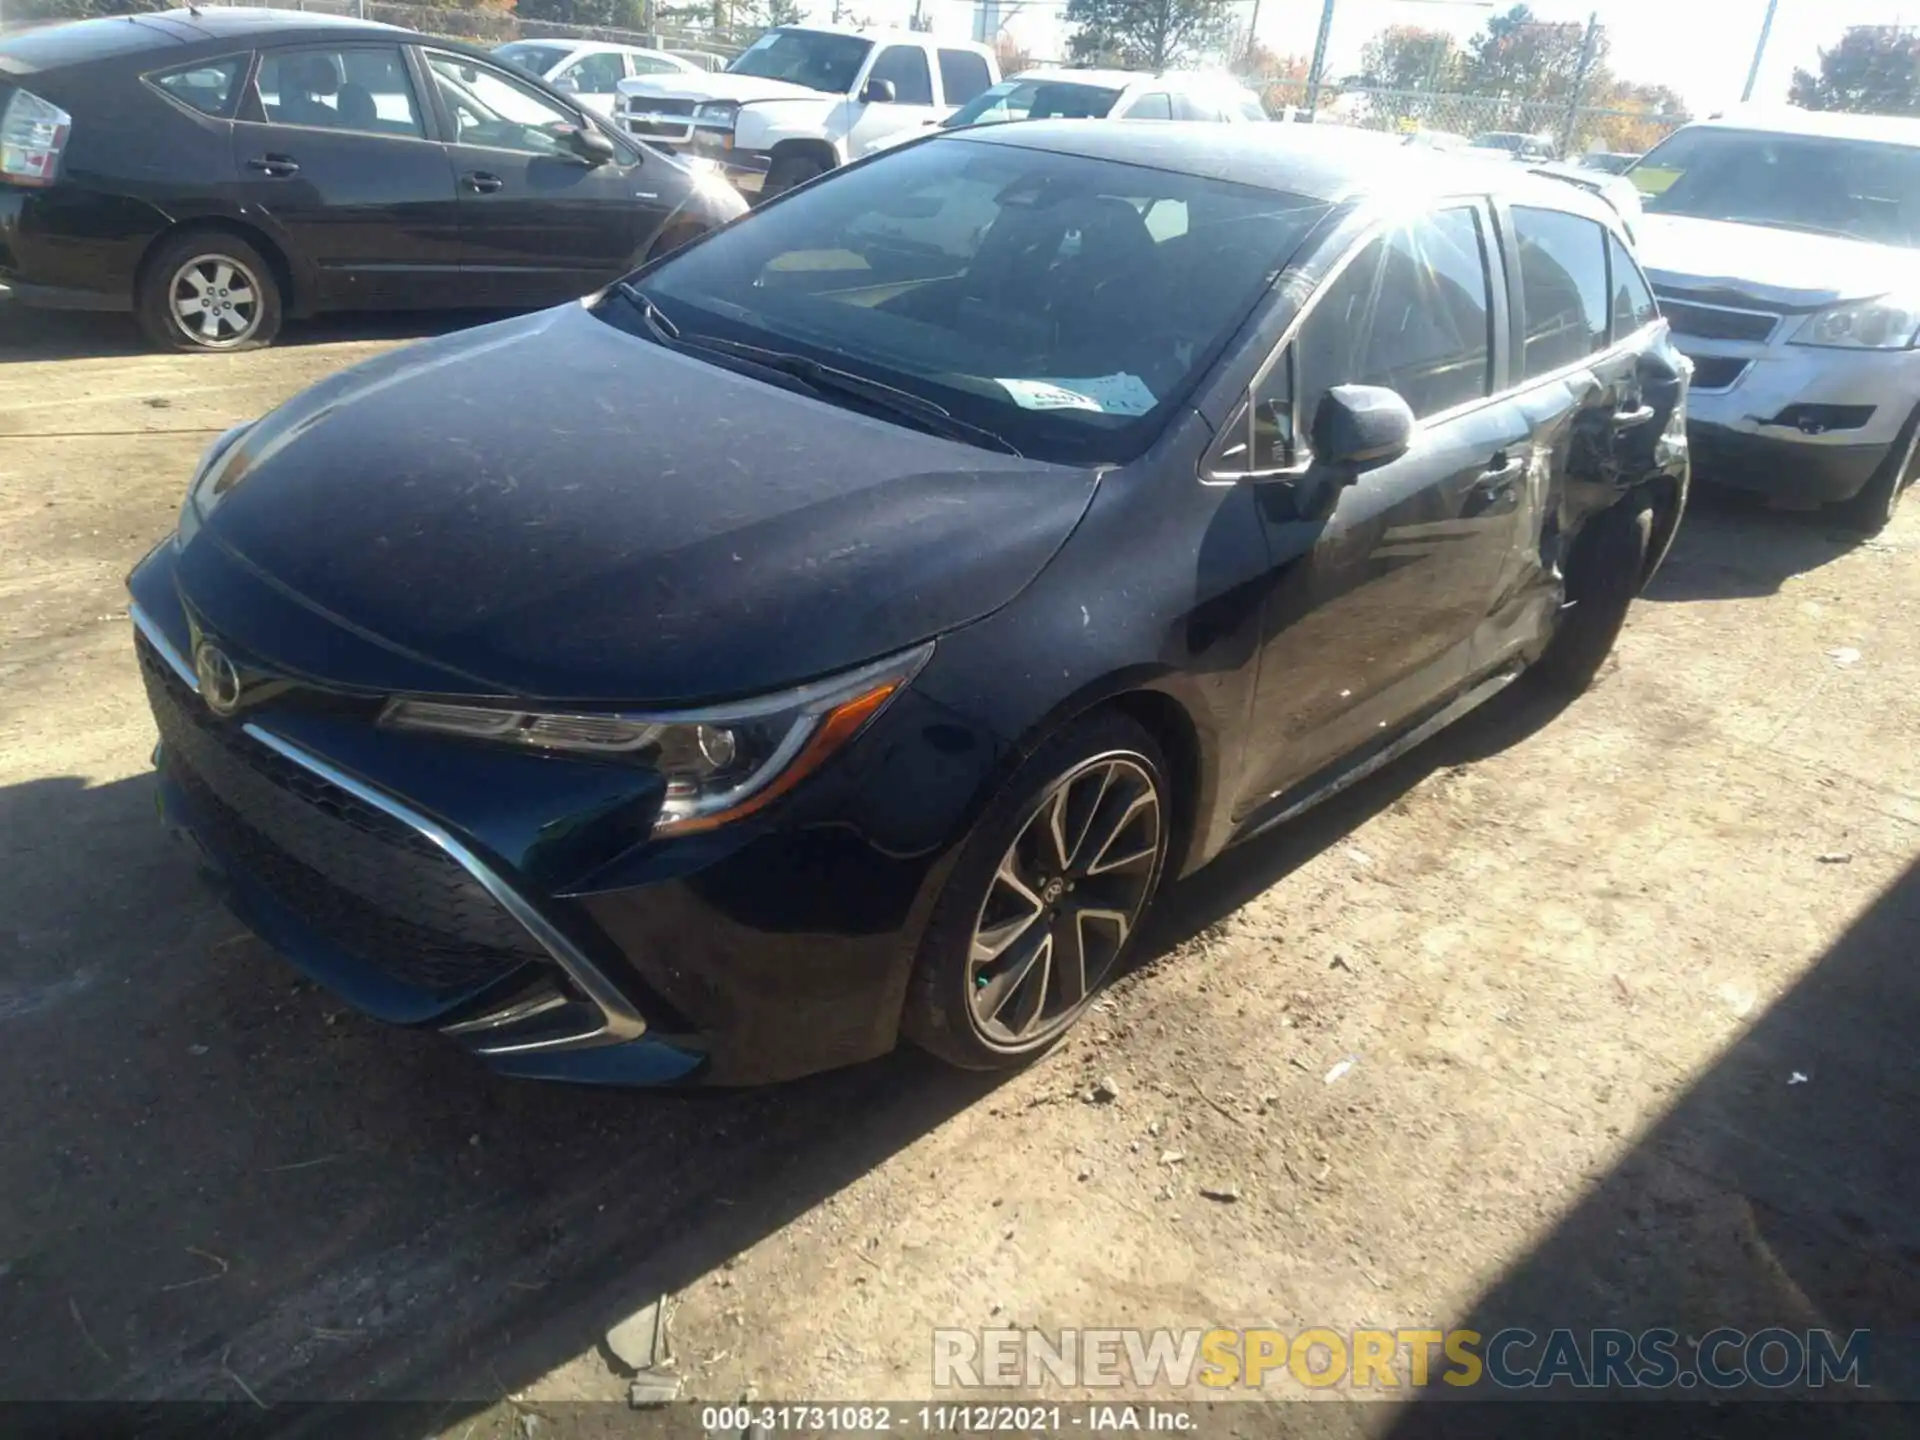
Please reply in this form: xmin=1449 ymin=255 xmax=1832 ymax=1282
xmin=176 ymin=421 xmax=255 ymax=545
xmin=1790 ymin=299 xmax=1920 ymax=350
xmin=694 ymin=100 xmax=739 ymax=127
xmin=380 ymin=643 xmax=931 ymax=836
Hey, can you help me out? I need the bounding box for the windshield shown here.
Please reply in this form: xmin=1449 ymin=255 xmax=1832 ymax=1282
xmin=726 ymin=29 xmax=872 ymax=94
xmin=947 ymin=78 xmax=1124 ymax=127
xmin=492 ymin=42 xmax=571 ymax=77
xmin=610 ymin=138 xmax=1330 ymax=465
xmin=1634 ymin=127 xmax=1920 ymax=247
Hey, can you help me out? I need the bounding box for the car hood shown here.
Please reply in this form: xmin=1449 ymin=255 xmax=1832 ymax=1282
xmin=615 ymin=71 xmax=828 ymax=105
xmin=1635 ymin=213 xmax=1920 ymax=308
xmin=186 ymin=305 xmax=1097 ymax=704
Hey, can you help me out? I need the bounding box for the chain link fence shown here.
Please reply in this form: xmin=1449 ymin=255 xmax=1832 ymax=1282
xmin=1257 ymin=79 xmax=1685 ymax=161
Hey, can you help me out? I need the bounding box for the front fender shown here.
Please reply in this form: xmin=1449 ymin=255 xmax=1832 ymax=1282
xmin=735 ymin=99 xmax=846 ymax=161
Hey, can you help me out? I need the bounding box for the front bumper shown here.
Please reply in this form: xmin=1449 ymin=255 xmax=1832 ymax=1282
xmin=129 ymin=545 xmax=975 ymax=1085
xmin=1667 ymin=320 xmax=1920 ymax=502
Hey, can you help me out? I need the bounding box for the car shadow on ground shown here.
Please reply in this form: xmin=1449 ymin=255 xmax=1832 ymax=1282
xmin=1379 ymin=853 xmax=1920 ymax=1434
xmin=0 ymin=668 xmax=1585 ymax=1428
xmin=1642 ymin=485 xmax=1876 ymax=603
xmin=0 ymin=302 xmax=520 ymax=364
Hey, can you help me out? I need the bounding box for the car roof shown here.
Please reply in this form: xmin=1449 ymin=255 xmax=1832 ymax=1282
xmin=764 ymin=22 xmax=988 ymax=50
xmin=952 ymin=121 xmax=1623 ymax=219
xmin=1685 ymin=106 xmax=1920 ymax=148
xmin=1 ymin=5 xmax=411 ymax=73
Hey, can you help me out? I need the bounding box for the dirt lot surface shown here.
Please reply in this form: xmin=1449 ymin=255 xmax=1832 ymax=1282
xmin=1 ymin=303 xmax=1915 ymax=1436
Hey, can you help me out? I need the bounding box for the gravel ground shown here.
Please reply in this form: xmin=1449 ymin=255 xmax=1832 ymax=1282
xmin=0 ymin=304 xmax=1914 ymax=1435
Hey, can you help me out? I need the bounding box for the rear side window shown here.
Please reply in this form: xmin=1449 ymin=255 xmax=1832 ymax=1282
xmin=937 ymin=49 xmax=991 ymax=105
xmin=1125 ymin=92 xmax=1172 ymax=120
xmin=150 ymin=57 xmax=246 ymax=118
xmin=868 ymin=45 xmax=933 ymax=105
xmin=256 ymin=46 xmax=423 ymax=138
xmin=1608 ymin=232 xmax=1659 ymax=338
xmin=1512 ymin=204 xmax=1610 ymax=378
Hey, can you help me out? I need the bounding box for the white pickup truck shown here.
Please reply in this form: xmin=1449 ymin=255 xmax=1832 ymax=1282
xmin=614 ymin=25 xmax=999 ymax=197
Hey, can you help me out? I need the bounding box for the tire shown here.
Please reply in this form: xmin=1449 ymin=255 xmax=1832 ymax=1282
xmin=1835 ymin=419 xmax=1919 ymax=536
xmin=137 ymin=231 xmax=283 ymax=353
xmin=1529 ymin=494 xmax=1654 ymax=697
xmin=761 ymin=152 xmax=828 ymax=200
xmin=903 ymin=711 xmax=1170 ymax=1071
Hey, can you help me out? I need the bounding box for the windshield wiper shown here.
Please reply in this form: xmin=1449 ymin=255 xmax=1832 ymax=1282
xmin=679 ymin=336 xmax=1025 ymax=456
xmin=611 ymin=281 xmax=681 ymax=342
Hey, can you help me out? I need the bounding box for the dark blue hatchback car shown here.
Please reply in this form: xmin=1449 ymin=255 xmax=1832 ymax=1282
xmin=130 ymin=123 xmax=1690 ymax=1084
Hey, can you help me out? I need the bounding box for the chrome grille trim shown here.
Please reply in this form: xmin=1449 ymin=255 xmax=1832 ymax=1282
xmin=133 ymin=601 xmax=198 ymax=693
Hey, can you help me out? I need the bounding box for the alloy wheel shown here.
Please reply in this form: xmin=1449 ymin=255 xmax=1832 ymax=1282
xmin=169 ymin=254 xmax=264 ymax=349
xmin=966 ymin=753 xmax=1163 ymax=1047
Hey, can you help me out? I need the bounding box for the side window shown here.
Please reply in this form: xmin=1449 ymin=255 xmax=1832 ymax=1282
xmin=868 ymin=45 xmax=933 ymax=105
xmin=426 ymin=51 xmax=582 ymax=155
xmin=1125 ymin=92 xmax=1172 ymax=120
xmin=1512 ymin=205 xmax=1610 ymax=379
xmin=632 ymin=54 xmax=683 ymax=76
xmin=150 ymin=56 xmax=245 ymax=118
xmin=257 ymin=46 xmax=422 ymax=137
xmin=557 ymin=51 xmax=625 ymax=96
xmin=937 ymin=49 xmax=991 ymax=105
xmin=1608 ymin=232 xmax=1660 ymax=338
xmin=1167 ymin=92 xmax=1209 ymax=122
xmin=1294 ymin=208 xmax=1493 ymax=433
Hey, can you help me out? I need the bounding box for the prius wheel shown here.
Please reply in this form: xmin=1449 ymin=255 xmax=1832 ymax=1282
xmin=138 ymin=233 xmax=282 ymax=353
xmin=905 ymin=713 xmax=1168 ymax=1070
xmin=1530 ymin=493 xmax=1653 ymax=696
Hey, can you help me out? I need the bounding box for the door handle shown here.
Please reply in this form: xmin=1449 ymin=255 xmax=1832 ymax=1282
xmin=1474 ymin=454 xmax=1526 ymax=491
xmin=462 ymin=171 xmax=505 ymax=193
xmin=245 ymin=155 xmax=300 ymax=178
xmin=1612 ymin=403 xmax=1656 ymax=430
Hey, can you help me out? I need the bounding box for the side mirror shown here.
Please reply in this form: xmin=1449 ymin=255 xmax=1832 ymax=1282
xmin=860 ymin=77 xmax=897 ymax=104
xmin=1311 ymin=384 xmax=1414 ymax=472
xmin=560 ymin=124 xmax=617 ymax=164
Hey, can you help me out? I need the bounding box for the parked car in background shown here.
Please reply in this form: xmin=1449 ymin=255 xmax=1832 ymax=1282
xmin=1471 ymin=130 xmax=1556 ymax=161
xmin=613 ymin=25 xmax=998 ymax=196
xmin=1580 ymin=150 xmax=1640 ymax=175
xmin=919 ymin=66 xmax=1270 ymax=133
xmin=1630 ymin=109 xmax=1920 ymax=531
xmin=0 ymin=8 xmax=746 ymax=351
xmin=491 ymin=38 xmax=698 ymax=116
xmin=130 ymin=123 xmax=1687 ymax=1086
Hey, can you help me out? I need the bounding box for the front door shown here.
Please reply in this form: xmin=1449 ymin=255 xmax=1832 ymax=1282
xmin=846 ymin=44 xmax=946 ymax=157
xmin=422 ymin=49 xmax=669 ymax=307
xmin=232 ymin=43 xmax=463 ymax=309
xmin=1233 ymin=204 xmax=1533 ymax=815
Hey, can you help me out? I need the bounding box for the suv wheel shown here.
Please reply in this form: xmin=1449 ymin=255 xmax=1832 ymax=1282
xmin=137 ymin=233 xmax=282 ymax=353
xmin=762 ymin=153 xmax=828 ymax=199
xmin=1530 ymin=494 xmax=1653 ymax=696
xmin=1837 ymin=421 xmax=1919 ymax=536
xmin=904 ymin=712 xmax=1169 ymax=1070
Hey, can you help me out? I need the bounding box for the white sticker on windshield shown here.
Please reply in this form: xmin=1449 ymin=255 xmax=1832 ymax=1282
xmin=997 ymin=374 xmax=1158 ymax=416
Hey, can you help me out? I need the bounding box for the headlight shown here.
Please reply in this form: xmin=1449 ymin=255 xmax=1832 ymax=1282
xmin=1791 ymin=299 xmax=1920 ymax=350
xmin=380 ymin=643 xmax=932 ymax=836
xmin=176 ymin=421 xmax=255 ymax=545
xmin=694 ymin=100 xmax=739 ymax=127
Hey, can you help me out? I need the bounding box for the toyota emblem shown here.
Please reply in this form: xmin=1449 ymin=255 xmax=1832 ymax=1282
xmin=194 ymin=641 xmax=244 ymax=716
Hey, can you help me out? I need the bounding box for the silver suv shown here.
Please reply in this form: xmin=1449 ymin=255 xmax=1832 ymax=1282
xmin=1629 ymin=110 xmax=1920 ymax=532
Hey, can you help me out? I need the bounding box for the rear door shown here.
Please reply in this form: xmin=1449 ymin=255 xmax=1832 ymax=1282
xmin=232 ymin=42 xmax=464 ymax=309
xmin=1227 ymin=203 xmax=1537 ymax=810
xmin=422 ymin=48 xmax=667 ymax=306
xmin=847 ymin=43 xmax=945 ymax=155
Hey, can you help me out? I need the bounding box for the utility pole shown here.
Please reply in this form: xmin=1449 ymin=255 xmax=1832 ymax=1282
xmin=1305 ymin=0 xmax=1336 ymax=116
xmin=1245 ymin=0 xmax=1263 ymax=65
xmin=1559 ymin=10 xmax=1599 ymax=158
xmin=1742 ymin=0 xmax=1780 ymax=103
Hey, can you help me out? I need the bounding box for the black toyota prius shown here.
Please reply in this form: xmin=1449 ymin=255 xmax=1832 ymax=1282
xmin=0 ymin=8 xmax=745 ymax=350
xmin=128 ymin=123 xmax=1690 ymax=1085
